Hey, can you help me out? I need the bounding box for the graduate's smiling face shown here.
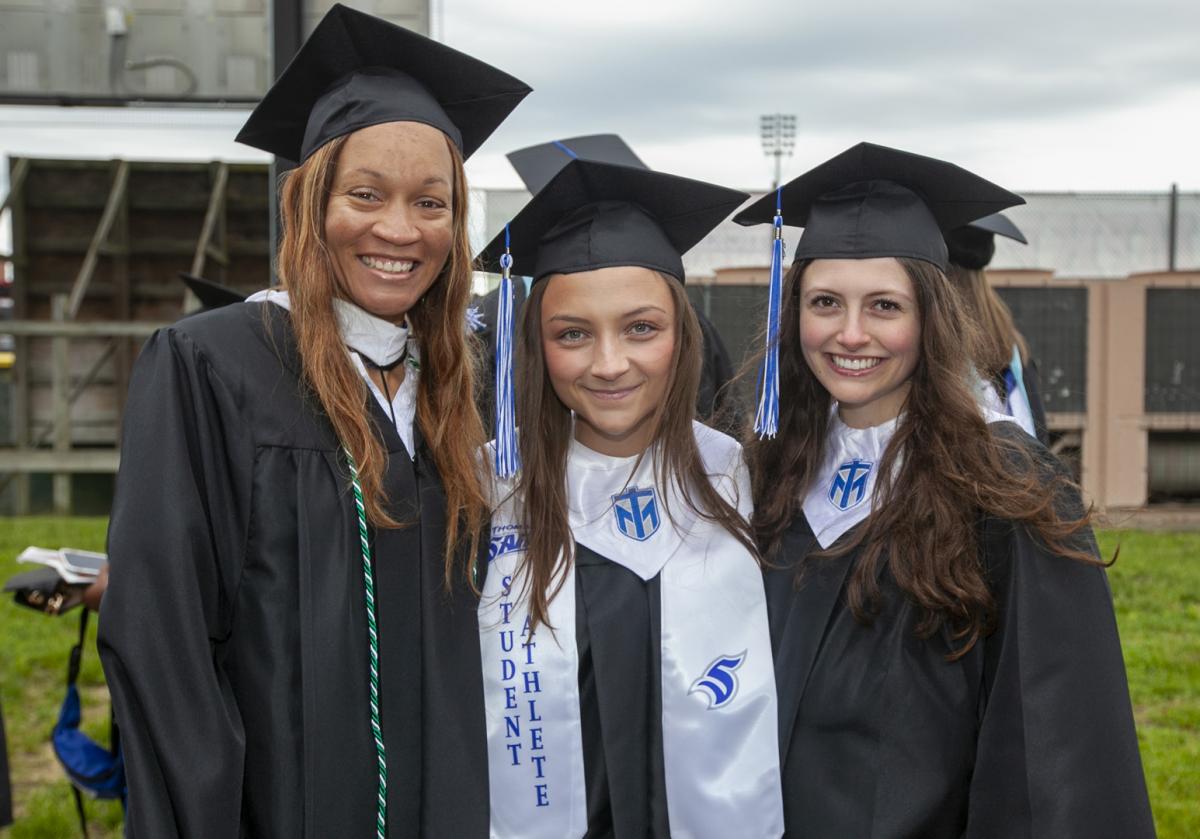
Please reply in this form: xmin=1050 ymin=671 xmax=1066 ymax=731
xmin=324 ymin=121 xmax=455 ymax=324
xmin=540 ymin=267 xmax=677 ymax=458
xmin=799 ymin=257 xmax=921 ymax=428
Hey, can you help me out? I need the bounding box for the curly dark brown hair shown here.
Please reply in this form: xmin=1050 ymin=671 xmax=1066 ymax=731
xmin=746 ymin=257 xmax=1098 ymax=658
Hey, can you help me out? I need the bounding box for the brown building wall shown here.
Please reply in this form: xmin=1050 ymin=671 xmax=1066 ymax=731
xmin=708 ymin=264 xmax=1200 ymax=511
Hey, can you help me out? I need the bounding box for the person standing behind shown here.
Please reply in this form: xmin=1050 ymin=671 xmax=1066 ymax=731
xmin=98 ymin=6 xmax=530 ymax=836
xmin=946 ymin=212 xmax=1049 ymax=443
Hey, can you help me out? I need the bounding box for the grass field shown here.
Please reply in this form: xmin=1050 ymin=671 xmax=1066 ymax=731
xmin=0 ymin=519 xmax=1197 ymax=838
xmin=1 ymin=519 xmax=121 ymax=839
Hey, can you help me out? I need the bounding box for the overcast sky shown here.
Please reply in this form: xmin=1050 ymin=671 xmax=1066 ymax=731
xmin=442 ymin=0 xmax=1200 ymax=193
xmin=0 ymin=0 xmax=1196 ymax=196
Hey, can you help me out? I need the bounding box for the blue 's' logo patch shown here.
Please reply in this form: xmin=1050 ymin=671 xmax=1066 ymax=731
xmin=488 ymin=525 xmax=527 ymax=562
xmin=689 ymin=651 xmax=747 ymax=709
xmin=828 ymin=459 xmax=873 ymax=511
xmin=611 ymin=485 xmax=660 ymax=541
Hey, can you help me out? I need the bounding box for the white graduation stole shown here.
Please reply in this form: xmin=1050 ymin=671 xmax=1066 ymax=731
xmin=479 ymin=422 xmax=784 ymax=839
xmin=804 ymin=405 xmax=1012 ymax=549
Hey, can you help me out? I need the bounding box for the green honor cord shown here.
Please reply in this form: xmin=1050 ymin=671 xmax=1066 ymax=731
xmin=345 ymin=450 xmax=388 ymax=839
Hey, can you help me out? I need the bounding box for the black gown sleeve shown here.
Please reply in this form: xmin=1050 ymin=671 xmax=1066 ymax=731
xmin=98 ymin=327 xmax=254 ymax=838
xmin=967 ymin=446 xmax=1155 ymax=837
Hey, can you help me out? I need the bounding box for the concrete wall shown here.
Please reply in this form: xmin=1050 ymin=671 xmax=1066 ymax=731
xmin=0 ymin=0 xmax=429 ymax=100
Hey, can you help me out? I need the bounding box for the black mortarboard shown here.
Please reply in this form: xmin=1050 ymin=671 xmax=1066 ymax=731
xmin=945 ymin=212 xmax=1028 ymax=270
xmin=506 ymin=134 xmax=648 ymax=195
xmin=733 ymin=142 xmax=1024 ymax=271
xmin=235 ymin=4 xmax=531 ymax=163
xmin=482 ymin=158 xmax=747 ymax=478
xmin=477 ymin=158 xmax=747 ymax=283
xmin=739 ymin=142 xmax=1023 ymax=439
xmin=177 ymin=273 xmax=245 ymax=311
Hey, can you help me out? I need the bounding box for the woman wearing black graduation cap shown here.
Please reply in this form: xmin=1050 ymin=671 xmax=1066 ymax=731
xmin=946 ymin=213 xmax=1050 ymax=444
xmin=737 ymin=143 xmax=1154 ymax=838
xmin=98 ymin=6 xmax=529 ymax=837
xmin=472 ymin=134 xmax=742 ymax=434
xmin=475 ymin=159 xmax=784 ymax=838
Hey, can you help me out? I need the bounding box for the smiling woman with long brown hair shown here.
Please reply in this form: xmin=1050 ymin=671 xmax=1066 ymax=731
xmin=474 ymin=157 xmax=783 ymax=838
xmin=97 ymin=7 xmax=529 ymax=837
xmin=736 ymin=142 xmax=1154 ymax=838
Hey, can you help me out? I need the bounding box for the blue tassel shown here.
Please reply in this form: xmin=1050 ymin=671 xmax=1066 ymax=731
xmin=494 ymin=224 xmax=521 ymax=478
xmin=753 ymin=188 xmax=785 ymax=439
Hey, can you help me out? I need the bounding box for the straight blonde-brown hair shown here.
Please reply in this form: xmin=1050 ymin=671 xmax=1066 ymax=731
xmin=276 ymin=132 xmax=487 ymax=586
xmin=946 ymin=262 xmax=1029 ymax=381
xmin=512 ymin=271 xmax=757 ymax=632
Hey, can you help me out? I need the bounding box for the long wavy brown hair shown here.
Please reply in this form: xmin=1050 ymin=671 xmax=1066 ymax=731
xmin=512 ymin=271 xmax=757 ymax=632
xmin=746 ymin=257 xmax=1097 ymax=658
xmin=276 ymin=133 xmax=487 ymax=585
xmin=947 ymin=263 xmax=1030 ymax=381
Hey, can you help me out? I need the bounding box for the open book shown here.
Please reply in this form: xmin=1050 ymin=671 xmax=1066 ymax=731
xmin=16 ymin=547 xmax=108 ymax=586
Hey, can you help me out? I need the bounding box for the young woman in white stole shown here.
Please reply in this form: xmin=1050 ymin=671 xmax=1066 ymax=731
xmin=476 ymin=156 xmax=785 ymax=838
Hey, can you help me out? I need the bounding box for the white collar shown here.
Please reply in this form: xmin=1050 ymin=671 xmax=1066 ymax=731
xmin=563 ymin=423 xmax=744 ymax=581
xmin=245 ymin=288 xmax=410 ymax=367
xmin=802 ymin=410 xmax=897 ymax=549
xmin=803 ymin=403 xmax=1011 ymax=549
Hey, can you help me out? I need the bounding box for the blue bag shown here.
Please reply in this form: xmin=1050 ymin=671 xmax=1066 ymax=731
xmin=51 ymin=609 xmax=125 ymax=836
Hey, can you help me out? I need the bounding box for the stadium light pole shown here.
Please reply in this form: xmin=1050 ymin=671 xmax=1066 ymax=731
xmin=760 ymin=113 xmax=796 ymax=192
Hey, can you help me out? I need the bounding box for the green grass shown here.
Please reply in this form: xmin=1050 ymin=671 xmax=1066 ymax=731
xmin=0 ymin=519 xmax=121 ymax=839
xmin=0 ymin=519 xmax=1196 ymax=837
xmin=1100 ymin=530 xmax=1200 ymax=838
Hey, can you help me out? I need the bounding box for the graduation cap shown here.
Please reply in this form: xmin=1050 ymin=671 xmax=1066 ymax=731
xmin=734 ymin=142 xmax=1024 ymax=270
xmin=477 ymin=158 xmax=748 ymax=478
xmin=177 ymin=273 xmax=245 ymax=311
xmin=733 ymin=142 xmax=1024 ymax=438
xmin=477 ymin=158 xmax=747 ymax=283
xmin=945 ymin=212 xmax=1028 ymax=270
xmin=506 ymin=134 xmax=648 ymax=195
xmin=235 ymin=3 xmax=531 ymax=162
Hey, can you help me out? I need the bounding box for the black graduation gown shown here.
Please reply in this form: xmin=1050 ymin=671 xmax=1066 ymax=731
xmin=574 ymin=543 xmax=670 ymax=839
xmin=98 ymin=302 xmax=489 ymax=838
xmin=765 ymin=427 xmax=1155 ymax=839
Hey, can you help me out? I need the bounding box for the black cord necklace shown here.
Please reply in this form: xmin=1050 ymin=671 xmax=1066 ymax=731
xmin=361 ymin=345 xmax=409 ymax=428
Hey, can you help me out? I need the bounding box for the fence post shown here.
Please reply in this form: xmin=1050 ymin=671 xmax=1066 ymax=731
xmin=52 ymin=294 xmax=71 ymax=514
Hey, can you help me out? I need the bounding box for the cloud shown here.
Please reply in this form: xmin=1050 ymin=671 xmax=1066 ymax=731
xmin=448 ymin=0 xmax=1200 ymax=189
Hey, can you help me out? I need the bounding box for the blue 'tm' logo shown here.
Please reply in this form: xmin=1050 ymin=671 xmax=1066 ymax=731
xmin=828 ymin=459 xmax=873 ymax=511
xmin=689 ymin=652 xmax=747 ymax=709
xmin=611 ymin=485 xmax=660 ymax=541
